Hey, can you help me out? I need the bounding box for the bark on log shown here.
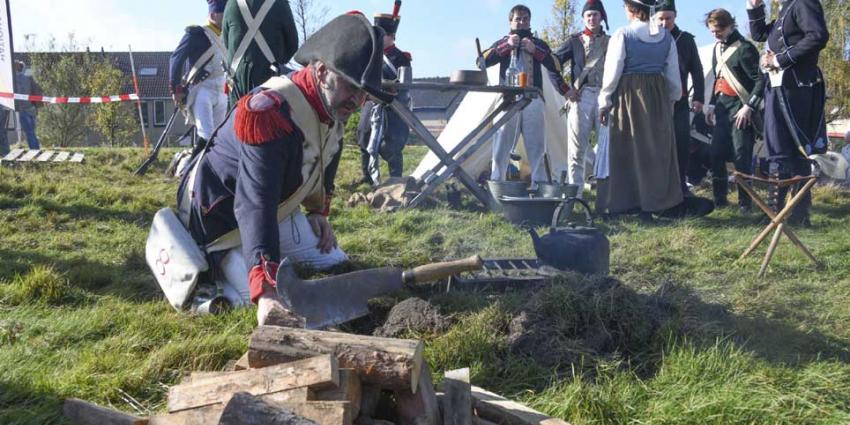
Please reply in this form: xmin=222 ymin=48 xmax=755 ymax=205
xmin=249 ymin=325 xmax=424 ymax=392
xmin=62 ymin=398 xmax=148 ymax=425
xmin=395 ymin=363 xmax=440 ymax=425
xmin=359 ymin=385 xmax=383 ymax=419
xmin=167 ymin=354 xmax=338 ymax=412
xmin=218 ymin=392 xmax=319 ymax=425
xmin=470 ymin=386 xmax=570 ymax=425
xmin=149 ymin=406 xmax=223 ymax=425
xmin=440 ymin=368 xmax=473 ymax=425
xmin=314 ymin=368 xmax=362 ymax=418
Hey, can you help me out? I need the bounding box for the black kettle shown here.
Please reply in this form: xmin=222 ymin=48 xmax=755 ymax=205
xmin=528 ymin=198 xmax=610 ymax=275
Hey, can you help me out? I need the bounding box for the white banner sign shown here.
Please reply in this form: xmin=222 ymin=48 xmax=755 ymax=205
xmin=0 ymin=0 xmax=14 ymax=110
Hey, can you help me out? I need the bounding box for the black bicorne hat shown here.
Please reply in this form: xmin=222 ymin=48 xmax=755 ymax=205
xmin=582 ymin=0 xmax=609 ymax=30
xmin=294 ymin=14 xmax=394 ymax=103
xmin=374 ymin=13 xmax=400 ymax=36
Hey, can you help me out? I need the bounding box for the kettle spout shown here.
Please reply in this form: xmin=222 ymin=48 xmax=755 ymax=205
xmin=527 ymin=228 xmax=543 ymax=258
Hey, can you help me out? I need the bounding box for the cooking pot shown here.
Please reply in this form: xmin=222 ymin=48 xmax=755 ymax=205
xmin=528 ymin=198 xmax=609 ymax=275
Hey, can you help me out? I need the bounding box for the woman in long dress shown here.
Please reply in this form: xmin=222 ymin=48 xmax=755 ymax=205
xmin=597 ymin=0 xmax=683 ymax=222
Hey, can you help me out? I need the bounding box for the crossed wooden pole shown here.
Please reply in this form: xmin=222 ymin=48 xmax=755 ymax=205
xmin=733 ymin=172 xmax=821 ymax=277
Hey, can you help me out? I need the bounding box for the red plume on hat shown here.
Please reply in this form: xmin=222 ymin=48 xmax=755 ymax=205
xmin=582 ymin=0 xmax=609 ymax=30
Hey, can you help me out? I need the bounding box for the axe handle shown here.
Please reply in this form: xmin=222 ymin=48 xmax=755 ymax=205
xmin=402 ymin=255 xmax=484 ymax=284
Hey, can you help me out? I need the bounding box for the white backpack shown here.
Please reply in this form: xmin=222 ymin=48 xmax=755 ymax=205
xmin=145 ymin=208 xmax=209 ymax=310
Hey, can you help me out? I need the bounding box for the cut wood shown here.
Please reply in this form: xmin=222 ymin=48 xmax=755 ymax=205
xmin=395 ymin=363 xmax=440 ymax=425
xmin=268 ymin=401 xmax=353 ymax=425
xmin=36 ymin=151 xmax=55 ymax=162
xmin=440 ymin=368 xmax=472 ymax=425
xmin=219 ymin=392 xmax=319 ymax=425
xmin=234 ymin=352 xmax=251 ymax=370
xmin=2 ymin=148 xmax=24 ymax=161
xmin=149 ymin=405 xmax=223 ymax=425
xmin=63 ymin=398 xmax=148 ymax=425
xmin=17 ymin=150 xmax=40 ymax=162
xmin=470 ymin=386 xmax=570 ymax=425
xmin=167 ymin=354 xmax=338 ymax=412
xmin=314 ymin=368 xmax=361 ymax=418
xmin=249 ymin=325 xmax=424 ymax=392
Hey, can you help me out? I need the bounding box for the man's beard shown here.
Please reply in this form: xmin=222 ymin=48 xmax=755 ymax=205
xmin=318 ymin=77 xmax=358 ymax=122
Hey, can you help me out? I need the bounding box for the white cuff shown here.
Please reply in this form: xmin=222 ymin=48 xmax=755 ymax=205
xmin=772 ymin=55 xmax=780 ymax=68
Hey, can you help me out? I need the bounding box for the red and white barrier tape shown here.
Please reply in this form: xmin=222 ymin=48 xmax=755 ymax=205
xmin=0 ymin=92 xmax=139 ymax=104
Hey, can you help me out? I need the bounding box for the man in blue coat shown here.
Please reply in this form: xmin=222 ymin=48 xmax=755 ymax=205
xmin=748 ymin=0 xmax=829 ymax=226
xmin=169 ymin=0 xmax=229 ymax=146
xmin=177 ymin=13 xmax=391 ymax=324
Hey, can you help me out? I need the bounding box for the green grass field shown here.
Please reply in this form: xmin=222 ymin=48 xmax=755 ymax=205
xmin=1 ymin=146 xmax=848 ymax=424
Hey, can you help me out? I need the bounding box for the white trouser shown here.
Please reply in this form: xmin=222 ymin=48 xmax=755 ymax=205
xmin=191 ymin=76 xmax=228 ymax=140
xmin=566 ymin=86 xmax=601 ymax=195
xmin=490 ymin=97 xmax=547 ymax=182
xmin=218 ymin=211 xmax=349 ymax=306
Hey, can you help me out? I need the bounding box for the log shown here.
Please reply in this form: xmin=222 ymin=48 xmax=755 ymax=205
xmin=219 ymin=392 xmax=319 ymax=425
xmin=440 ymin=368 xmax=473 ymax=425
xmin=395 ymin=363 xmax=440 ymax=425
xmin=167 ymin=354 xmax=338 ymax=412
xmin=470 ymin=386 xmax=570 ymax=425
xmin=234 ymin=352 xmax=251 ymax=370
xmin=314 ymin=368 xmax=362 ymax=418
xmin=249 ymin=325 xmax=424 ymax=392
xmin=62 ymin=398 xmax=148 ymax=425
xmin=269 ymin=401 xmax=353 ymax=425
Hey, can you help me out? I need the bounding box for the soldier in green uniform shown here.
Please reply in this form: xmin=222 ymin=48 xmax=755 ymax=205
xmin=222 ymin=0 xmax=299 ymax=106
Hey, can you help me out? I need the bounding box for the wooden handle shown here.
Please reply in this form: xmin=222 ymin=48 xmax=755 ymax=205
xmin=403 ymin=255 xmax=484 ymax=284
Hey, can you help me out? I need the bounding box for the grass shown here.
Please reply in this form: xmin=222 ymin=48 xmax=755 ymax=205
xmin=1 ymin=145 xmax=849 ymax=424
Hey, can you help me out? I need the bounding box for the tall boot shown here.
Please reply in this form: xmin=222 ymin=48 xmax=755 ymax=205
xmin=712 ymin=176 xmax=729 ymax=207
xmin=788 ymin=158 xmax=813 ymax=227
xmin=358 ymin=149 xmax=373 ymax=185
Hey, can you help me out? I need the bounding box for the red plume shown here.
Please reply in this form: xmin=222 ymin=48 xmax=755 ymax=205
xmin=392 ymin=1 xmax=402 ymax=19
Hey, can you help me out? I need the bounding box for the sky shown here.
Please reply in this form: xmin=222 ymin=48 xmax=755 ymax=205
xmin=11 ymin=0 xmax=754 ymax=78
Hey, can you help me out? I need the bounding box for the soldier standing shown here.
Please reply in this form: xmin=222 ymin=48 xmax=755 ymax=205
xmin=655 ymin=0 xmax=705 ymax=196
xmin=703 ymin=9 xmax=763 ymax=212
xmin=748 ymin=0 xmax=829 ymax=226
xmin=484 ymin=4 xmax=568 ymax=183
xmin=222 ymin=0 xmax=299 ymax=106
xmin=169 ymin=0 xmax=230 ymax=148
xmin=553 ymin=0 xmax=610 ymax=197
xmin=357 ymin=2 xmax=412 ymax=186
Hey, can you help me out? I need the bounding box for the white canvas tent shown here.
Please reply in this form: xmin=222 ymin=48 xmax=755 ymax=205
xmin=412 ymin=67 xmax=570 ymax=182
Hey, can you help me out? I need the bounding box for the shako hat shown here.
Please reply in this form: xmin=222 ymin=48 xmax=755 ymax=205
xmin=294 ymin=13 xmax=394 ymax=103
xmin=207 ymin=0 xmax=226 ymax=14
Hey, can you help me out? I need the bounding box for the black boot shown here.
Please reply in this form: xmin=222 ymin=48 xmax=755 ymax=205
xmin=712 ymin=177 xmax=729 ymax=207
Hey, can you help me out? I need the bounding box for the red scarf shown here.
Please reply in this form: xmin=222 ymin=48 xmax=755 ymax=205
xmin=583 ymin=28 xmax=604 ymax=37
xmin=290 ymin=65 xmax=333 ymax=125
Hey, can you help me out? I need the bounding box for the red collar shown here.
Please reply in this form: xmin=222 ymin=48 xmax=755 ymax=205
xmin=384 ymin=45 xmax=396 ymax=54
xmin=583 ymin=28 xmax=603 ymax=37
xmin=290 ymin=66 xmax=333 ymax=125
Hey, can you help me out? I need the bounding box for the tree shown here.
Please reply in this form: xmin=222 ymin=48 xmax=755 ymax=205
xmin=820 ymin=0 xmax=850 ymax=124
xmin=291 ymin=0 xmax=330 ymax=44
xmin=87 ymin=58 xmax=138 ymax=147
xmin=541 ymin=0 xmax=579 ymax=52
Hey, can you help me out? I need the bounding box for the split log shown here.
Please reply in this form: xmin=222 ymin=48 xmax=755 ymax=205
xmin=167 ymin=354 xmax=338 ymax=412
xmin=234 ymin=352 xmax=251 ymax=370
xmin=63 ymin=398 xmax=148 ymax=425
xmin=219 ymin=392 xmax=318 ymax=425
xmin=470 ymin=386 xmax=570 ymax=425
xmin=314 ymin=368 xmax=362 ymax=418
xmin=395 ymin=363 xmax=440 ymax=425
xmin=269 ymin=401 xmax=353 ymax=425
xmin=249 ymin=325 xmax=424 ymax=392
xmin=440 ymin=368 xmax=473 ymax=425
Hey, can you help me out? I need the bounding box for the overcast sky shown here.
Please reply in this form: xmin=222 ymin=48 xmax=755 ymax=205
xmin=12 ymin=0 xmax=753 ymax=78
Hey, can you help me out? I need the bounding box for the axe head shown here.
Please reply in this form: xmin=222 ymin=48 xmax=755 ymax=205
xmin=276 ymin=259 xmax=404 ymax=329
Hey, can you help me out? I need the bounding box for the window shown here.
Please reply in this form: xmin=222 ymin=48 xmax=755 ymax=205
xmin=154 ymin=101 xmax=166 ymax=127
xmin=140 ymin=101 xmax=150 ymax=127
xmin=139 ymin=67 xmax=158 ymax=76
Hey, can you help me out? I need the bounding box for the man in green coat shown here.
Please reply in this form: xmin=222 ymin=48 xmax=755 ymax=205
xmin=222 ymin=0 xmax=299 ymax=106
xmin=704 ymin=8 xmax=764 ymax=213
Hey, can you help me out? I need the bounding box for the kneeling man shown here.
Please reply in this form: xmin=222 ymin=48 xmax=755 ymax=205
xmin=177 ymin=13 xmax=391 ymax=324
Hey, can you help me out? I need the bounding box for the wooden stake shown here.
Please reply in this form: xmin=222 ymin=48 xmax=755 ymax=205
xmin=441 ymin=368 xmax=473 ymax=425
xmin=470 ymin=386 xmax=570 ymax=425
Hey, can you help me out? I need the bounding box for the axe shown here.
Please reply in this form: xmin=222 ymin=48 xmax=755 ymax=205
xmin=276 ymin=255 xmax=484 ymax=329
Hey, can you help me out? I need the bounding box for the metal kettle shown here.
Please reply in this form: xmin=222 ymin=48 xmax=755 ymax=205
xmin=528 ymin=198 xmax=610 ymax=275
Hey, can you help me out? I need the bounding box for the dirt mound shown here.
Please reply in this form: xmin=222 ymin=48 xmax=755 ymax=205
xmin=374 ymin=297 xmax=450 ymax=337
xmin=506 ymin=275 xmax=679 ymax=371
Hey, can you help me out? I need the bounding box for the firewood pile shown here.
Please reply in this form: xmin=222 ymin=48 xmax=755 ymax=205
xmin=63 ymin=325 xmax=571 ymax=425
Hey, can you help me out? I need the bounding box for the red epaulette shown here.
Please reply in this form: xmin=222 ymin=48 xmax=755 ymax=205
xmin=403 ymin=51 xmax=412 ymax=62
xmin=234 ymin=91 xmax=295 ymax=145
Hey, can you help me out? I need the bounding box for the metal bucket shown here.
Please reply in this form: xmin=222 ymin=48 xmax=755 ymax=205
xmin=487 ymin=180 xmax=529 ymax=198
xmin=535 ymin=183 xmax=579 ymax=199
xmin=499 ymin=196 xmax=565 ymax=227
